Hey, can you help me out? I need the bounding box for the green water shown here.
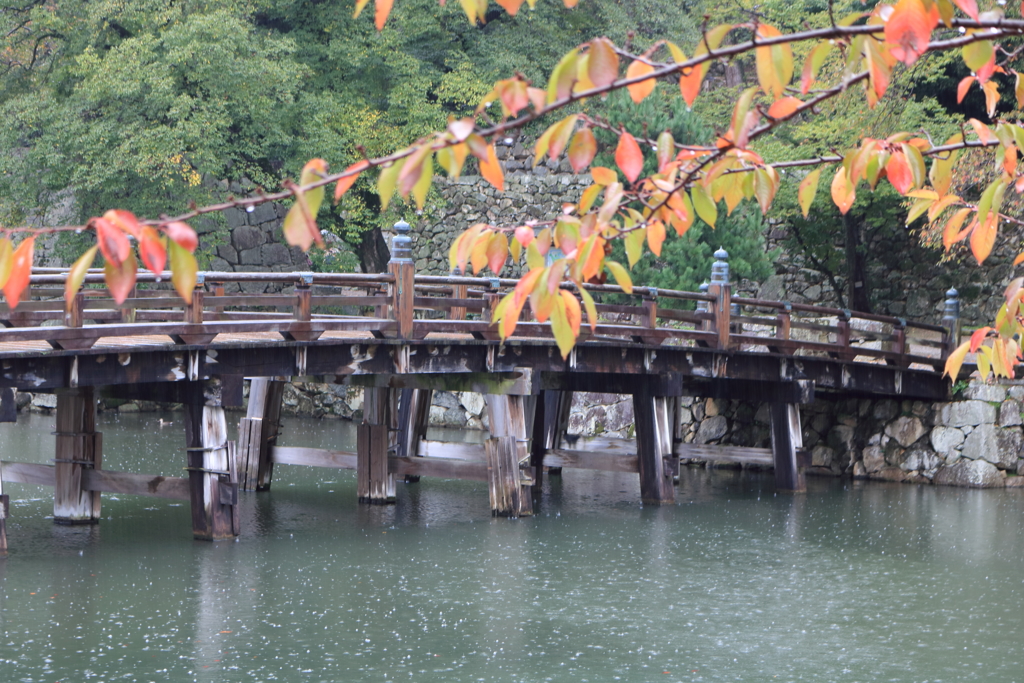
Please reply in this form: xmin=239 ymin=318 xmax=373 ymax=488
xmin=1 ymin=411 xmax=1022 ymax=682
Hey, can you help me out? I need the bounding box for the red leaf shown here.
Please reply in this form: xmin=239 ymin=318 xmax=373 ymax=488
xmin=93 ymin=216 xmax=131 ymax=266
xmin=163 ymin=221 xmax=198 ymax=252
xmin=884 ymin=0 xmax=935 ymax=66
xmin=3 ymin=237 xmax=33 ymax=308
xmin=104 ymin=251 xmax=137 ymax=306
xmin=970 ymin=326 xmax=994 ymax=353
xmin=138 ymin=227 xmax=167 ymax=275
xmin=103 ymin=209 xmax=141 ymax=239
xmin=495 ymin=0 xmax=525 ymax=15
xmin=957 ymin=76 xmax=974 ymax=103
xmin=615 ymin=132 xmax=644 ymax=184
xmin=514 ymin=226 xmax=535 ymax=247
xmin=953 ymin=0 xmax=979 ymax=21
xmin=886 ymin=152 xmax=915 ymax=194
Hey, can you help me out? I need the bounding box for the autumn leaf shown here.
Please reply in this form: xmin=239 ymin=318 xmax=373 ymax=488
xmin=588 ymin=38 xmax=620 ymax=89
xmin=830 ymin=167 xmax=856 ymax=214
xmin=560 ymin=289 xmax=582 ymax=337
xmin=691 ymin=184 xmax=718 ymax=228
xmin=754 ymin=25 xmax=794 ymax=99
xmin=942 ymin=340 xmax=970 ymax=380
xmin=375 ymin=0 xmax=394 ymax=31
xmin=169 ymin=238 xmax=198 ymax=303
xmin=798 ymin=168 xmax=822 ymax=218
xmin=65 ymin=245 xmax=98 ymax=313
xmin=334 ymin=160 xmax=369 ymax=202
xmin=103 ymin=209 xmax=141 ymax=239
xmin=486 ymin=232 xmax=508 ymax=274
xmin=93 ymin=216 xmax=130 ymax=267
xmin=970 ymin=326 xmax=994 ymax=353
xmin=885 ymin=0 xmax=936 ymax=66
xmin=164 ymin=222 xmax=198 ymax=252
xmin=480 ymin=145 xmax=505 ymax=191
xmin=104 ymin=250 xmax=137 ymax=306
xmin=604 ymin=260 xmax=633 ymax=294
xmin=138 ymin=227 xmax=167 ymax=275
xmin=767 ymin=96 xmax=801 ymax=119
xmin=953 ymin=0 xmax=979 ymax=21
xmin=886 ymin=152 xmax=915 ymax=194
xmin=283 ymin=188 xmax=324 ymax=251
xmin=0 ymin=238 xmax=11 ymax=289
xmin=568 ymin=128 xmax=597 ymax=173
xmin=615 ymin=132 xmax=644 ymax=184
xmin=647 ymin=219 xmax=666 ymax=256
xmin=3 ymin=237 xmax=33 ymax=308
xmin=970 ymin=213 xmax=998 ymax=264
xmin=495 ymin=0 xmax=525 ymax=16
xmin=626 ymin=59 xmax=657 ymax=103
xmin=514 ymin=226 xmax=535 ymax=248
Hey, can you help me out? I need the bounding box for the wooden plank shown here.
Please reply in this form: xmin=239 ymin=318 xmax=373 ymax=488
xmin=389 ymin=456 xmax=489 ymax=482
xmin=416 ymin=441 xmax=485 ymax=460
xmin=81 ymin=470 xmax=190 ymax=500
xmin=546 ymin=450 xmax=639 ymax=473
xmin=236 ymin=417 xmax=263 ymax=491
xmin=271 ymin=446 xmax=358 ymax=469
xmin=486 ymin=436 xmax=523 ymax=517
xmin=0 ymin=461 xmax=55 ymax=486
xmin=249 ymin=379 xmax=285 ymax=491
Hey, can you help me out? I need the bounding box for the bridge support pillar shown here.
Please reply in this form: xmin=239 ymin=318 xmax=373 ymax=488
xmin=396 ymin=388 xmax=432 ymax=483
xmin=236 ymin=378 xmax=285 ymax=492
xmin=53 ymin=387 xmax=102 ymax=525
xmin=539 ymin=390 xmax=572 ymax=478
xmin=358 ymin=387 xmax=396 ymax=504
xmin=633 ymin=386 xmax=677 ymax=505
xmin=485 ymin=394 xmax=533 ymax=517
xmin=184 ymin=381 xmax=239 ymax=540
xmin=770 ymin=402 xmax=805 ymax=493
xmin=0 ymin=461 xmax=8 ymax=555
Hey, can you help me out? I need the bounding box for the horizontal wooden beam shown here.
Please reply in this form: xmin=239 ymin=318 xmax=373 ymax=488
xmin=546 ymin=449 xmax=639 ymax=473
xmin=0 ymin=461 xmax=190 ymax=499
xmin=677 ymin=444 xmax=811 ymax=468
xmin=342 ymin=370 xmax=535 ymax=395
xmin=389 ymin=456 xmax=489 ymax=482
xmin=271 ymin=446 xmax=357 ymax=469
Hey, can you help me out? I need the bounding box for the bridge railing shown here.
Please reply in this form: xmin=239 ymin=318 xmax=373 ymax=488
xmin=2 ymin=241 xmax=957 ymax=372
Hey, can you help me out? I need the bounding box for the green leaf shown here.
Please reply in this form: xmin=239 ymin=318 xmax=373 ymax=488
xmin=625 ymin=228 xmax=646 ymax=268
xmin=579 ymin=286 xmax=598 ymax=333
xmin=547 ymin=49 xmax=579 ymax=104
xmin=169 ymin=238 xmax=198 ymax=303
xmin=963 ymin=40 xmax=993 ymax=72
xmin=526 ymin=242 xmax=545 ymax=270
xmin=377 ymin=158 xmax=405 ymax=211
xmin=691 ymin=184 xmax=718 ymax=228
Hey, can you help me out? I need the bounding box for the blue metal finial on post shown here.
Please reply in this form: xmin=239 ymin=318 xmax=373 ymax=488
xmin=390 ymin=220 xmax=412 ymax=263
xmin=711 ymin=247 xmax=730 ymax=285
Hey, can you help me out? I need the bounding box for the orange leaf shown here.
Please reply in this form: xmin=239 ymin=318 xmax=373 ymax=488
xmin=767 ymin=96 xmax=801 ymax=120
xmin=942 ymin=207 xmax=972 ymax=250
xmin=568 ymin=128 xmax=597 ymax=173
xmin=1004 ymin=145 xmax=1018 ymax=176
xmin=886 ymin=152 xmax=914 ymax=194
xmin=970 ymin=326 xmax=993 ymax=353
xmin=591 ymin=167 xmax=617 ymax=186
xmin=942 ymin=340 xmax=970 ymax=380
xmin=164 ymin=221 xmax=198 ymax=252
xmin=93 ymin=216 xmax=130 ymax=267
xmin=953 ymin=0 xmax=979 ymax=21
xmin=104 ymin=250 xmax=137 ymax=306
xmin=334 ymin=160 xmax=368 ymax=202
xmin=495 ymin=0 xmax=525 ymax=14
xmin=970 ymin=213 xmax=998 ymax=264
xmin=830 ymin=168 xmax=856 ymax=214
xmin=647 ymin=219 xmax=666 ymax=257
xmin=626 ymin=59 xmax=656 ymax=103
xmin=283 ymin=190 xmax=324 ymax=251
xmin=374 ymin=0 xmax=393 ymax=30
xmin=1014 ymin=252 xmax=1024 ymax=267
xmin=3 ymin=237 xmax=33 ymax=308
xmin=615 ymin=132 xmax=644 ymax=184
xmin=679 ymin=67 xmax=703 ymax=107
xmin=884 ymin=0 xmax=936 ymax=66
xmin=957 ymin=76 xmax=974 ymax=103
xmin=480 ymin=145 xmax=505 ymax=191
xmin=138 ymin=227 xmax=167 ymax=275
xmin=968 ymin=118 xmax=995 ymax=144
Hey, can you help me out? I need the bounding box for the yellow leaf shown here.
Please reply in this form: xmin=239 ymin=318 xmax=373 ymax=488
xmin=579 ymin=285 xmax=598 ymax=333
xmin=798 ymin=168 xmax=821 ymax=218
xmin=605 ymin=260 xmax=632 ymax=294
xmin=65 ymin=245 xmax=99 ymax=312
xmin=168 ymin=239 xmax=197 ymax=303
xmin=942 ymin=340 xmax=970 ymax=380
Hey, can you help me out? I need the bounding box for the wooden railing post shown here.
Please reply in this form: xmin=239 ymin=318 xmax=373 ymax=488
xmin=282 ymin=273 xmax=322 ymax=342
xmin=65 ymin=289 xmax=84 ymax=329
xmin=120 ymin=285 xmax=137 ymax=323
xmin=941 ymin=288 xmax=961 ymax=357
xmin=184 ymin=273 xmax=204 ymax=325
xmin=450 ymin=269 xmax=467 ymax=321
xmin=706 ymin=248 xmax=731 ymax=350
xmin=388 ymin=220 xmax=415 ymax=339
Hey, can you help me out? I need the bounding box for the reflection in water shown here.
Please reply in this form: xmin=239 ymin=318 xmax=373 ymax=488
xmin=0 ymin=411 xmax=1022 ymax=681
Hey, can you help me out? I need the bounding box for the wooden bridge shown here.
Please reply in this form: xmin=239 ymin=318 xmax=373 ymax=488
xmin=0 ymin=223 xmax=958 ymax=550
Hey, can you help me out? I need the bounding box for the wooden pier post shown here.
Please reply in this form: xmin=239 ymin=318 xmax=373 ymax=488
xmin=53 ymin=387 xmax=102 ymax=525
xmin=396 ymin=388 xmax=432 ymax=482
xmin=769 ymin=402 xmax=805 ymax=493
xmin=358 ymin=387 xmax=396 ymax=504
xmin=236 ymin=378 xmax=285 ymax=492
xmin=632 ymin=384 xmax=677 ymax=505
xmin=484 ymin=393 xmax=533 ymax=517
xmin=0 ymin=461 xmax=8 ymax=555
xmin=184 ymin=381 xmax=238 ymax=540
